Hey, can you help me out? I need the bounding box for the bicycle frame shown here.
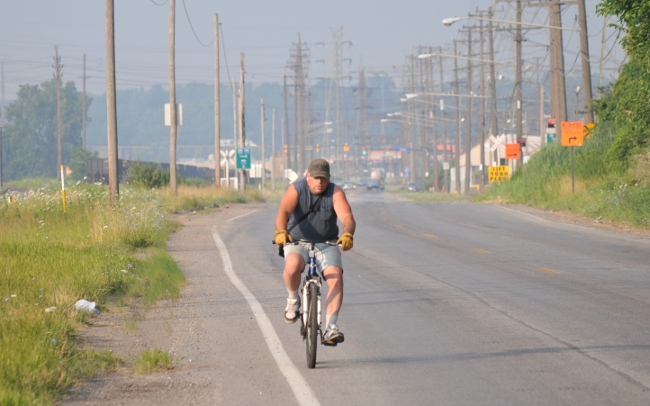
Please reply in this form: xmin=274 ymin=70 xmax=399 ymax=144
xmin=301 ymin=243 xmax=322 ymax=335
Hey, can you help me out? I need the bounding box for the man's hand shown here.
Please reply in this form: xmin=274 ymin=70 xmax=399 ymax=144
xmin=274 ymin=230 xmax=293 ymax=246
xmin=337 ymin=233 xmax=354 ymax=251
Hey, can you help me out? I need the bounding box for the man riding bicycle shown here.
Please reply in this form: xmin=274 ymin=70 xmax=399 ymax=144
xmin=274 ymin=158 xmax=356 ymax=345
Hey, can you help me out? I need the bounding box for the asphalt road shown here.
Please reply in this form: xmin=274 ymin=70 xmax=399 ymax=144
xmin=222 ymin=190 xmax=650 ymax=405
xmin=65 ymin=189 xmax=650 ymax=405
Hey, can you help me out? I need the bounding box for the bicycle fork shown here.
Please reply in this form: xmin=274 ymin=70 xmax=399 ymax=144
xmin=301 ymin=251 xmax=322 ymax=336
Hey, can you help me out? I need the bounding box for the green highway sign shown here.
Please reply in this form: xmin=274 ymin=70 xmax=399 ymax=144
xmin=236 ymin=148 xmax=251 ymax=169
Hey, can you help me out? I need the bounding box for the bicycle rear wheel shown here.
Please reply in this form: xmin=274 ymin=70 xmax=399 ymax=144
xmin=305 ymin=283 xmax=319 ymax=369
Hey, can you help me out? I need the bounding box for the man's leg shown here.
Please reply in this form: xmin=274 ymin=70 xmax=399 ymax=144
xmin=283 ymin=252 xmax=304 ymax=323
xmin=322 ymin=266 xmax=344 ymax=344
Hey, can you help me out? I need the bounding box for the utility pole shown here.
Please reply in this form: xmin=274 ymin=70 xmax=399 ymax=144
xmin=169 ymin=0 xmax=178 ymax=194
xmin=356 ymin=67 xmax=368 ymax=174
xmin=54 ymin=45 xmax=63 ymax=181
xmin=214 ymin=14 xmax=220 ymax=186
xmin=439 ymin=49 xmax=449 ymax=193
xmin=515 ymin=0 xmax=523 ymax=168
xmin=453 ymin=40 xmax=461 ymax=194
xmin=238 ymin=53 xmax=246 ymax=192
xmin=488 ymin=7 xmax=498 ymax=161
xmin=0 ymin=103 xmax=3 ymax=188
xmin=463 ymin=28 xmax=473 ymax=194
xmin=105 ymin=0 xmax=119 ymax=204
xmin=0 ymin=58 xmax=3 ymax=188
xmin=426 ymin=46 xmax=439 ymax=191
xmin=82 ymin=54 xmax=87 ymax=150
xmin=549 ymin=0 xmax=567 ymax=139
xmin=261 ymin=98 xmax=266 ymax=190
xmin=283 ymin=75 xmax=291 ymax=170
xmin=478 ymin=15 xmax=486 ymax=192
xmin=271 ymin=107 xmax=276 ymax=191
xmin=577 ymin=0 xmax=593 ymax=123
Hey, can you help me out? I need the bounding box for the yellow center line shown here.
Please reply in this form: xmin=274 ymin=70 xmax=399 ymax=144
xmin=380 ymin=217 xmax=387 ymax=221
xmin=393 ymin=224 xmax=402 ymax=228
xmin=424 ymin=233 xmax=438 ymax=239
xmin=472 ymin=248 xmax=490 ymax=254
xmin=537 ymin=267 xmax=559 ymax=275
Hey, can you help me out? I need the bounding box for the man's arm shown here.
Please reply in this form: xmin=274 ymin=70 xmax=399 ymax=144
xmin=332 ymin=186 xmax=356 ymax=235
xmin=275 ymin=184 xmax=299 ymax=231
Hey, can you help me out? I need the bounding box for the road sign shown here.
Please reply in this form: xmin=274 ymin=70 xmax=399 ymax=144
xmin=236 ymin=148 xmax=251 ymax=169
xmin=584 ymin=122 xmax=596 ymax=139
xmin=505 ymin=143 xmax=521 ymax=159
xmin=561 ymin=121 xmax=584 ymax=146
xmin=488 ymin=166 xmax=510 ymax=182
xmin=489 ymin=134 xmax=505 ymax=152
xmin=220 ymin=149 xmax=235 ymax=167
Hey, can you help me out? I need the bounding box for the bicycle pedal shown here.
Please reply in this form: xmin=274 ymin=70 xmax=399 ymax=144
xmin=322 ymin=341 xmax=338 ymax=347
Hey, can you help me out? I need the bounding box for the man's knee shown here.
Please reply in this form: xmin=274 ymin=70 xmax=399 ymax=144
xmin=284 ymin=253 xmax=304 ymax=275
xmin=323 ymin=266 xmax=343 ymax=285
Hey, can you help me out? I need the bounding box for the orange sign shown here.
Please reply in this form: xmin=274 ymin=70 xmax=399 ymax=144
xmin=505 ymin=143 xmax=521 ymax=159
xmin=561 ymin=121 xmax=584 ymax=146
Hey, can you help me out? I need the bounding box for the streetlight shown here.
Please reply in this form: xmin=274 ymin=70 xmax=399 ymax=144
xmin=442 ymin=16 xmax=578 ymax=31
xmin=444 ymin=10 xmax=592 ymax=140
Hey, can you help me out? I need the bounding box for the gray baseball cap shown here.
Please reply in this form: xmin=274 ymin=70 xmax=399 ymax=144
xmin=307 ymin=158 xmax=330 ymax=179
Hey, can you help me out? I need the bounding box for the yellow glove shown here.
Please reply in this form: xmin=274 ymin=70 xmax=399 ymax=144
xmin=274 ymin=230 xmax=293 ymax=246
xmin=336 ymin=233 xmax=354 ymax=251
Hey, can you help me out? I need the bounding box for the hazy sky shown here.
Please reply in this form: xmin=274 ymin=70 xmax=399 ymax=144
xmin=0 ymin=0 xmax=621 ymax=99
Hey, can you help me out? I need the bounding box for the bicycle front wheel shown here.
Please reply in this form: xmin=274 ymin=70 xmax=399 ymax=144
xmin=305 ymin=282 xmax=319 ymax=369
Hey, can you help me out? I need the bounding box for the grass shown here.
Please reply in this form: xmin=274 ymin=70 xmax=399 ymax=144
xmin=0 ymin=180 xmax=266 ymax=405
xmin=133 ymin=349 xmax=175 ymax=374
xmin=479 ymin=130 xmax=650 ymax=229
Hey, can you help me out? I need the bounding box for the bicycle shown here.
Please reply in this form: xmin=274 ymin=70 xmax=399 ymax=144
xmin=275 ymin=239 xmax=338 ymax=369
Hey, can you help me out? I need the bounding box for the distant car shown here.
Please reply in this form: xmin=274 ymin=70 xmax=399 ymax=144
xmin=406 ymin=182 xmax=421 ymax=192
xmin=357 ymin=179 xmax=368 ymax=187
xmin=367 ymin=179 xmax=381 ymax=190
xmin=341 ymin=181 xmax=356 ymax=190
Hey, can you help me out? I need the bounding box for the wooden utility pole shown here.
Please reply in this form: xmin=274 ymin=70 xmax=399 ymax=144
xmin=238 ymin=53 xmax=246 ymax=192
xmin=0 ymin=58 xmax=3 ymax=188
xmin=82 ymin=53 xmax=87 ymax=150
xmin=515 ymin=0 xmax=523 ymax=168
xmin=261 ymin=98 xmax=266 ymax=190
xmin=549 ymin=0 xmax=567 ymax=139
xmin=271 ymin=107 xmax=276 ymax=191
xmin=214 ymin=14 xmax=221 ymax=186
xmin=426 ymin=47 xmax=439 ymax=191
xmin=577 ymin=0 xmax=593 ymax=123
xmin=488 ymin=8 xmax=498 ymax=157
xmin=54 ymin=45 xmax=62 ymax=181
xmin=464 ymin=28 xmax=473 ymax=194
xmin=439 ymin=49 xmax=449 ymax=193
xmin=453 ymin=40 xmax=461 ymax=194
xmin=169 ymin=0 xmax=178 ymax=194
xmin=283 ymin=75 xmax=291 ymax=170
xmin=478 ymin=16 xmax=486 ymax=191
xmin=105 ymin=0 xmax=119 ymax=204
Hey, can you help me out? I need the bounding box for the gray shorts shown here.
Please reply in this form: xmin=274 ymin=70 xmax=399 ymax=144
xmin=283 ymin=242 xmax=343 ymax=273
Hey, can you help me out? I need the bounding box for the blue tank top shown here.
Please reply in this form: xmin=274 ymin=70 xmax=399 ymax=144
xmin=287 ymin=178 xmax=339 ymax=242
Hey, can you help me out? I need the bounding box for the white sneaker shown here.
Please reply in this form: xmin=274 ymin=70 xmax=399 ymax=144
xmin=284 ymin=297 xmax=300 ymax=324
xmin=323 ymin=324 xmax=344 ymax=345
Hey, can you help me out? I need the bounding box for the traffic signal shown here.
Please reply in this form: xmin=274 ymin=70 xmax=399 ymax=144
xmin=362 ymin=146 xmax=367 ymax=155
xmin=283 ymin=144 xmax=288 ymax=154
xmin=343 ymin=143 xmax=350 ymax=152
xmin=315 ymin=144 xmax=320 ymax=153
xmin=386 ymin=148 xmax=390 ymax=156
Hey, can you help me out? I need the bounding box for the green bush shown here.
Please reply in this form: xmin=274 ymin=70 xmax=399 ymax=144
xmin=127 ymin=162 xmax=170 ymax=188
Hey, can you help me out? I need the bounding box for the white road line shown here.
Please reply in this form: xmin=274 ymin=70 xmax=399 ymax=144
xmin=212 ymin=231 xmax=320 ymax=406
xmin=227 ymin=209 xmax=259 ymax=222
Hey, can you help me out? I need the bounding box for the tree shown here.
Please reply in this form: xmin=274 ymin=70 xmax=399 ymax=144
xmin=595 ymin=0 xmax=650 ymax=171
xmin=3 ymin=79 xmax=90 ymax=181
